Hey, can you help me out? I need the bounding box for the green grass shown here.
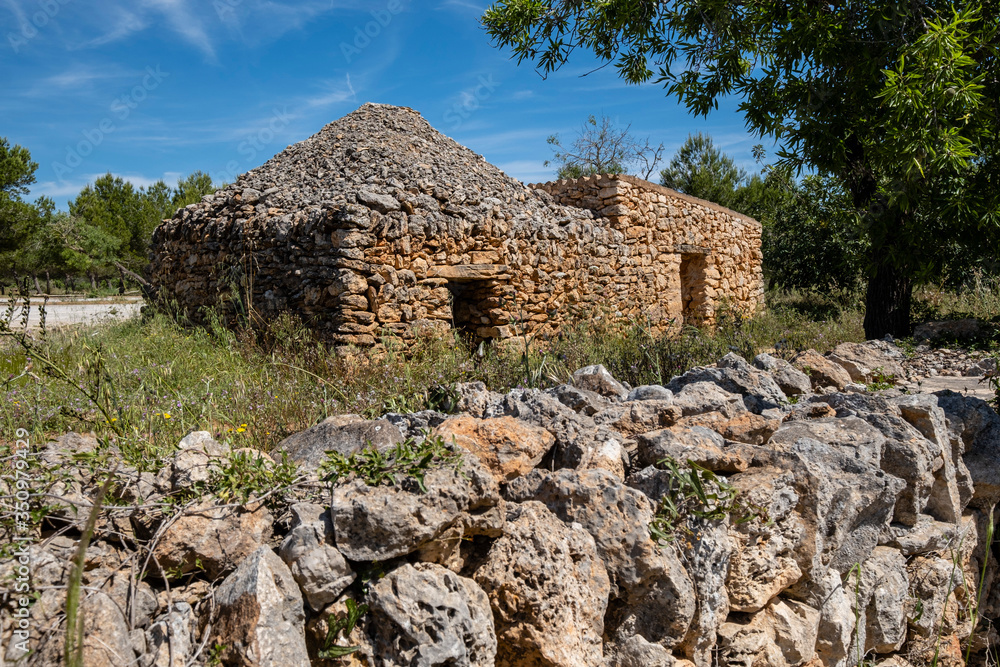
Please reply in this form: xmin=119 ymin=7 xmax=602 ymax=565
xmin=913 ymin=271 xmax=1000 ymax=324
xmin=0 ymin=289 xmax=867 ymax=454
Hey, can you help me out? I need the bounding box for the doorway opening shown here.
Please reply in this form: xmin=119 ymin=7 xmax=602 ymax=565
xmin=680 ymin=253 xmax=709 ymax=326
xmin=446 ymin=281 xmax=489 ymax=346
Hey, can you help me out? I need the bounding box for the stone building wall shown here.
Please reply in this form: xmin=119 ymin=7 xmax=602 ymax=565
xmin=532 ymin=174 xmax=764 ymax=327
xmin=148 ymin=105 xmax=763 ymax=350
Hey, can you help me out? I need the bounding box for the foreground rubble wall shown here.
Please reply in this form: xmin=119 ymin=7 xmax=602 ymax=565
xmin=148 ymin=104 xmax=763 ymax=348
xmin=5 ymin=340 xmax=1000 ymax=666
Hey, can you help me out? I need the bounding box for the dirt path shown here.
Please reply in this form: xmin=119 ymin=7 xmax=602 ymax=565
xmin=4 ymin=296 xmax=144 ymax=330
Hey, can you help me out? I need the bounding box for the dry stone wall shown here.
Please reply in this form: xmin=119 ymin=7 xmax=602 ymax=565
xmin=533 ymin=174 xmax=764 ymax=326
xmin=148 ymin=104 xmax=763 ymax=348
xmin=7 ymin=342 xmax=1000 ymax=666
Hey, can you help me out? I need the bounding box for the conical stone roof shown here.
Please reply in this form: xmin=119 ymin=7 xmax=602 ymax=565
xmin=201 ymin=102 xmax=571 ymax=225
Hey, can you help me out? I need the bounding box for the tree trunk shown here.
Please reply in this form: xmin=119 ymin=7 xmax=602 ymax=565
xmin=863 ymin=257 xmax=913 ymax=339
xmin=66 ymin=274 xmax=74 ymax=293
xmin=90 ymin=272 xmax=97 ymax=290
xmin=45 ymin=271 xmax=51 ymax=295
xmin=32 ymin=273 xmax=42 ymax=295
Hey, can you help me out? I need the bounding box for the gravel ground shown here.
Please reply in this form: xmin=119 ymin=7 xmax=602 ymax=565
xmin=4 ymin=296 xmax=143 ymax=330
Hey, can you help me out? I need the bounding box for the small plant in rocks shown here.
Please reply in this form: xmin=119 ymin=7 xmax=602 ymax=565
xmin=866 ymin=367 xmax=898 ymax=392
xmin=320 ymin=435 xmax=463 ymax=492
xmin=649 ymin=457 xmax=766 ymax=544
xmin=318 ymin=598 xmax=369 ymax=659
xmin=981 ymin=354 xmax=1000 ymax=410
xmin=211 ymin=449 xmax=300 ymax=506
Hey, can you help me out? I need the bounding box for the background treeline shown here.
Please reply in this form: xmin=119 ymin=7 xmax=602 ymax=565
xmin=4 ymin=125 xmax=997 ymax=299
xmin=549 ymin=118 xmax=1000 ymax=298
xmin=0 ymin=137 xmax=215 ymax=295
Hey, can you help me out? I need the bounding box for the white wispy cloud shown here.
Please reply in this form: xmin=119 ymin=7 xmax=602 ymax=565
xmin=302 ymin=74 xmax=358 ymax=109
xmin=24 ymin=64 xmax=136 ymax=98
xmin=141 ymin=0 xmax=215 ymax=59
xmin=494 ymin=159 xmax=552 ymax=184
xmin=3 ymin=0 xmax=29 ymax=26
xmin=80 ymin=11 xmax=149 ymax=48
xmin=437 ymin=0 xmax=487 ymax=13
xmin=33 ymin=171 xmax=190 ymax=200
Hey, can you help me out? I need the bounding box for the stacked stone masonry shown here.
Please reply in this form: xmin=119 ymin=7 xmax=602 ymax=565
xmin=148 ymin=104 xmax=763 ymax=348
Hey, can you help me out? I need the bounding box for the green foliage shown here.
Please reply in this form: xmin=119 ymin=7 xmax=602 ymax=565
xmin=648 ymin=457 xmax=765 ymax=544
xmin=980 ymin=355 xmax=1000 ymax=410
xmin=660 ymin=133 xmax=746 ymax=208
xmin=0 ymin=137 xmax=46 ymax=263
xmin=1 ymin=161 xmax=216 ymax=281
xmin=482 ymin=0 xmax=1000 ymax=338
xmin=171 ymin=171 xmax=215 ymax=209
xmin=69 ymin=173 xmax=174 ymax=271
xmin=211 ymin=450 xmax=299 ymax=506
xmin=319 ymin=599 xmax=368 ymax=659
xmin=866 ymin=367 xmax=899 ymax=392
xmin=320 ymin=435 xmax=463 ymax=492
xmin=546 ymin=114 xmax=664 ymax=181
xmin=733 ymin=169 xmax=868 ymax=293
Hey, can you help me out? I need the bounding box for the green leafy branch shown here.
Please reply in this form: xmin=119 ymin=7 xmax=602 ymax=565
xmin=649 ymin=457 xmax=766 ymax=544
xmin=318 ymin=598 xmax=368 ymax=659
xmin=320 ymin=435 xmax=463 ymax=493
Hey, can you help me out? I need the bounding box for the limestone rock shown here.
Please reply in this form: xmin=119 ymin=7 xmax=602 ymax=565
xmin=893 ymin=394 xmax=967 ymax=522
xmin=357 ymin=189 xmax=401 ymax=214
xmin=278 ymin=503 xmax=355 ymax=612
xmin=628 ymin=385 xmax=674 ymax=402
xmin=433 ymin=414 xmax=555 ymax=482
xmin=791 ymin=350 xmax=852 ymax=390
xmin=827 ymin=341 xmax=906 ymax=383
xmin=331 ymin=450 xmax=500 ymax=561
xmin=493 ymin=387 xmax=625 ymax=471
xmin=608 ymin=634 xmax=678 ymax=666
xmin=277 ymin=417 xmax=403 ymax=473
xmin=547 ymin=383 xmax=610 ymax=416
xmin=676 ymin=518 xmax=733 ymax=666
xmin=152 ymin=499 xmax=273 ymax=579
xmin=636 ymin=426 xmax=753 ymax=472
xmin=882 ymin=514 xmax=973 ymax=556
xmin=594 ymin=399 xmax=683 ymax=437
xmin=211 ymin=547 xmax=310 ymax=667
xmin=572 ymin=364 xmax=629 ymax=399
xmin=718 ymin=598 xmax=820 ymax=667
xmin=726 ymin=467 xmax=805 ymax=613
xmin=505 ymin=468 xmax=695 ymax=648
xmin=861 ymin=411 xmax=941 ymax=526
xmin=367 ymin=563 xmax=496 ymax=666
xmin=753 ymin=437 xmax=905 ymax=578
xmin=764 ymin=598 xmax=822 ymax=665
xmin=677 ymin=410 xmax=780 ymax=445
xmin=768 ymin=417 xmax=885 ymax=469
xmin=935 ymin=390 xmax=1000 ymax=507
xmin=165 ymin=432 xmax=229 ymax=491
xmin=668 ymin=354 xmax=787 ymax=413
xmin=859 ymin=547 xmax=909 ymax=654
xmin=670 ymin=381 xmax=748 ymax=418
xmin=754 ymin=353 xmax=812 ymax=396
xmin=81 ymin=592 xmax=137 ymax=667
xmin=143 ymin=603 xmax=194 ymax=667
xmin=906 ymin=554 xmax=972 ymax=640
xmin=473 ymin=501 xmax=611 ymax=667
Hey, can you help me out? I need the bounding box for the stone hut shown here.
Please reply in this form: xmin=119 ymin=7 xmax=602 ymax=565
xmin=148 ymin=103 xmax=763 ymax=349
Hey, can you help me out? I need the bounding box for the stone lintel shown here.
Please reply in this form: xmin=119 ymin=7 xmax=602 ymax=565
xmin=428 ymin=264 xmax=510 ymax=281
xmin=676 ymin=244 xmax=710 ymax=255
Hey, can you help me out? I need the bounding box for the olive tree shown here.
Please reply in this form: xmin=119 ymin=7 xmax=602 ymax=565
xmin=483 ymin=1 xmax=1000 ymax=337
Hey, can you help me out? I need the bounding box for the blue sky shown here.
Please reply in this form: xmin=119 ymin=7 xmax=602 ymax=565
xmin=2 ymin=0 xmax=760 ymax=209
